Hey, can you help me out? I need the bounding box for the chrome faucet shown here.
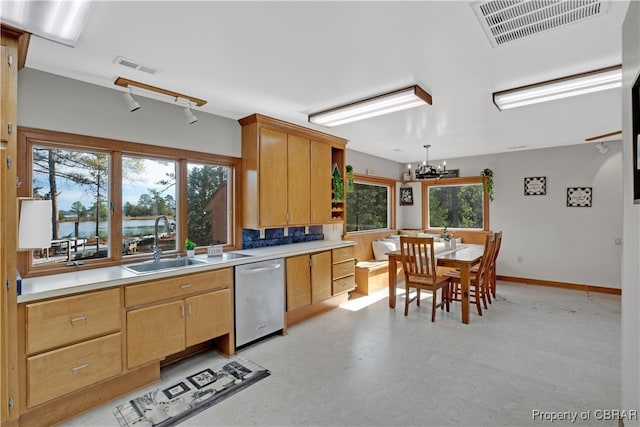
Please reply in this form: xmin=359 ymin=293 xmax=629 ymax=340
xmin=153 ymin=215 xmax=170 ymax=262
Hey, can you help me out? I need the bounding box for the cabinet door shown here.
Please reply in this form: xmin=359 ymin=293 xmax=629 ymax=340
xmin=311 ymin=251 xmax=332 ymax=303
xmin=310 ymin=140 xmax=332 ymax=224
xmin=185 ymin=289 xmax=231 ymax=347
xmin=286 ymin=255 xmax=311 ymax=311
xmin=259 ymin=128 xmax=288 ymax=227
xmin=287 ymin=134 xmax=311 ymax=225
xmin=127 ymin=300 xmax=185 ymax=368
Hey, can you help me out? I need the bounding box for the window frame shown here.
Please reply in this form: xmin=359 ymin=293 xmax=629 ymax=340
xmin=345 ymin=173 xmax=396 ymax=234
xmin=18 ymin=127 xmax=240 ymax=277
xmin=421 ymin=176 xmax=490 ymax=231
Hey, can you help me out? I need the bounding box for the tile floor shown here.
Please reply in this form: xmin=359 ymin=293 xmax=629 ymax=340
xmin=63 ymin=281 xmax=621 ymax=426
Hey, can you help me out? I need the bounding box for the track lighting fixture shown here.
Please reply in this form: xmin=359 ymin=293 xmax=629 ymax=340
xmin=123 ymin=88 xmax=141 ymax=112
xmin=184 ymin=105 xmax=198 ymax=125
xmin=114 ymin=76 xmax=206 ymax=125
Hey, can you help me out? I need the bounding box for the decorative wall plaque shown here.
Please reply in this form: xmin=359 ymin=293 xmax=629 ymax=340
xmin=400 ymin=187 xmax=414 ymax=206
xmin=524 ymin=176 xmax=546 ymax=196
xmin=567 ymin=187 xmax=592 ymax=207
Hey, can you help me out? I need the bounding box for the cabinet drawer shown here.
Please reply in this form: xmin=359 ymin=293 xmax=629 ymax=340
xmin=27 ymin=332 xmax=122 ymax=407
xmin=332 ymin=246 xmax=354 ymax=263
xmin=26 ymin=288 xmax=121 ymax=354
xmin=332 ymin=260 xmax=355 ymax=279
xmin=125 ymin=268 xmax=232 ymax=307
xmin=333 ymin=275 xmax=355 ymax=295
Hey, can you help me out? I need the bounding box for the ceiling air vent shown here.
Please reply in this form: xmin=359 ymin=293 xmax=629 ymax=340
xmin=113 ymin=56 xmax=160 ymax=75
xmin=471 ymin=0 xmax=610 ymax=48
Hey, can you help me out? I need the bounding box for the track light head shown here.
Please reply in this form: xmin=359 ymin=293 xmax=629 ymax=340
xmin=184 ymin=106 xmax=198 ymax=124
xmin=596 ymin=142 xmax=611 ymax=154
xmin=123 ymin=91 xmax=141 ymax=112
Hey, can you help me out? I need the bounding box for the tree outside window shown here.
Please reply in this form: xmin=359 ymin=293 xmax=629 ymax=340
xmin=346 ymin=182 xmax=390 ymax=232
xmin=427 ymin=183 xmax=484 ymax=229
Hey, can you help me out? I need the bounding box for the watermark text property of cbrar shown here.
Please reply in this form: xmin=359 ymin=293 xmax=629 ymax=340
xmin=532 ymin=409 xmax=638 ymax=423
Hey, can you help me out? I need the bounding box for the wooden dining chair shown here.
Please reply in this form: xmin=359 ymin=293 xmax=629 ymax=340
xmin=487 ymin=231 xmax=502 ymax=298
xmin=445 ymin=232 xmax=495 ymax=316
xmin=399 ymin=236 xmax=450 ymax=322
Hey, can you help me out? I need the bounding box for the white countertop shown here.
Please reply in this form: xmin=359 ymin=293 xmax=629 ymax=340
xmin=18 ymin=239 xmax=355 ymax=303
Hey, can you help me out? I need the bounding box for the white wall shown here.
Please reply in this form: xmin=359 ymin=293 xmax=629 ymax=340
xmin=17 ymin=69 xmax=241 ymax=157
xmin=346 ymin=149 xmax=399 ymax=180
xmin=621 ymin=1 xmax=640 ymax=421
xmin=393 ymin=143 xmax=623 ymax=289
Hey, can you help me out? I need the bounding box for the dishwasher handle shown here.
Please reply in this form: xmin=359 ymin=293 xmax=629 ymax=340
xmin=239 ymin=263 xmax=282 ymax=275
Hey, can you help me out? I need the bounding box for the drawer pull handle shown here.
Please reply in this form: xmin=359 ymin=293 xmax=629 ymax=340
xmin=69 ymin=316 xmax=87 ymax=324
xmin=187 ymin=303 xmax=192 ymax=316
xmin=180 ymin=284 xmax=193 ymax=289
xmin=180 ymin=306 xmax=185 ymax=319
xmin=71 ymin=363 xmax=89 ymax=372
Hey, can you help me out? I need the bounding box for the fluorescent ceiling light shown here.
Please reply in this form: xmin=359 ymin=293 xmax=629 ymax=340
xmin=493 ymin=65 xmax=622 ymax=111
xmin=309 ymin=85 xmax=432 ymax=127
xmin=0 ymin=0 xmax=96 ymax=47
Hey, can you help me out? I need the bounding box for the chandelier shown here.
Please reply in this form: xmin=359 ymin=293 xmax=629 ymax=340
xmin=414 ymin=144 xmax=447 ymax=180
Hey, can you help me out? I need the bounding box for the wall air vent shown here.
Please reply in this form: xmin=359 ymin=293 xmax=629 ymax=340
xmin=471 ymin=0 xmax=610 ymax=48
xmin=113 ymin=56 xmax=160 ymax=75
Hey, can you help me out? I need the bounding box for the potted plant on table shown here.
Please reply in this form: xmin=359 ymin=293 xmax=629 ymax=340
xmin=185 ymin=238 xmax=197 ymax=257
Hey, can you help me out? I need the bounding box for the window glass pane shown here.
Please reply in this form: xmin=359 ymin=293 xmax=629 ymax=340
xmin=32 ymin=146 xmax=110 ymax=266
xmin=122 ymin=156 xmax=177 ymax=256
xmin=428 ymin=184 xmax=484 ymax=229
xmin=186 ymin=163 xmax=230 ymax=247
xmin=346 ymin=182 xmax=389 ymax=232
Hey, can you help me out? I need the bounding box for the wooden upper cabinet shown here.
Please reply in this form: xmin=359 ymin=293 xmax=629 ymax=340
xmin=239 ymin=114 xmax=347 ymax=229
xmin=287 ymin=134 xmax=311 ymax=225
xmin=259 ymin=128 xmax=289 ymax=227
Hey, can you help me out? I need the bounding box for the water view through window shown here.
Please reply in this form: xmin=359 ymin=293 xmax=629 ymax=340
xmin=32 ymin=146 xmax=111 ymax=265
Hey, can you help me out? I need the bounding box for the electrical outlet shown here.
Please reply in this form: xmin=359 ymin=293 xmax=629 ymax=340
xmin=304 ymin=226 xmax=309 ymax=234
xmin=284 ymin=228 xmax=289 ymax=237
xmin=259 ymin=228 xmax=265 ymax=239
xmin=517 ymin=256 xmax=523 ymax=263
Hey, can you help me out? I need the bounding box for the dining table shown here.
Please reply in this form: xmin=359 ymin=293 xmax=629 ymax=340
xmin=387 ymin=243 xmax=485 ymax=324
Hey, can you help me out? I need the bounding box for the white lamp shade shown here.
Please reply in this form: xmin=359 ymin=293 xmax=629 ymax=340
xmin=18 ymin=200 xmax=52 ymax=250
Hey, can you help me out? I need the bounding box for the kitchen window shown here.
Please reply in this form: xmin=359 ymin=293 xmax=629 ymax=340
xmin=18 ymin=127 xmax=239 ymax=276
xmin=346 ymin=176 xmax=395 ymax=232
xmin=423 ymin=176 xmax=489 ymax=231
xmin=31 ymin=145 xmax=111 ymax=266
xmin=122 ymin=156 xmax=178 ymax=258
xmin=186 ymin=162 xmax=230 ymax=246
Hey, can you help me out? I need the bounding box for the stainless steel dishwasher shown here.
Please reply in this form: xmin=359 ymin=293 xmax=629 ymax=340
xmin=234 ymin=258 xmax=285 ymax=348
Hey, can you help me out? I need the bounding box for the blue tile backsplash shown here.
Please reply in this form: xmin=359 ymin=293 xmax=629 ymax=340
xmin=242 ymin=226 xmax=324 ymax=249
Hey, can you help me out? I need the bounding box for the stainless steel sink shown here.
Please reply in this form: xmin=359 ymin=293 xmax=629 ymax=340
xmin=124 ymin=257 xmax=207 ymax=274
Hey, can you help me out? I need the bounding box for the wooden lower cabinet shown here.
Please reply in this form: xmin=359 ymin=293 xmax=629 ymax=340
xmin=27 ymin=333 xmax=122 ymax=408
xmin=286 ymin=255 xmax=312 ymax=311
xmin=332 ymin=247 xmax=355 ymax=295
xmin=127 ymin=287 xmax=231 ymax=369
xmin=25 ymin=288 xmax=121 ymax=354
xmin=185 ymin=289 xmax=231 ymax=347
xmin=127 ymin=300 xmax=185 ymax=368
xmin=286 ymin=251 xmax=331 ymax=310
xmin=311 ymin=252 xmax=332 ymax=303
